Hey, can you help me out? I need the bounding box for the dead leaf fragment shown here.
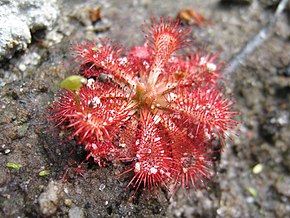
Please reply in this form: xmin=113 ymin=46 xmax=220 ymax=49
xmin=177 ymin=9 xmax=212 ymax=26
xmin=87 ymin=6 xmax=102 ymax=23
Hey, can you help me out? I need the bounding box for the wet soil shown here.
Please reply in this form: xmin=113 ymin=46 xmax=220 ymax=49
xmin=0 ymin=0 xmax=289 ymax=217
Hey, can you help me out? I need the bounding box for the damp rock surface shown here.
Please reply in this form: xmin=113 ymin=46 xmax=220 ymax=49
xmin=0 ymin=0 xmax=59 ymax=60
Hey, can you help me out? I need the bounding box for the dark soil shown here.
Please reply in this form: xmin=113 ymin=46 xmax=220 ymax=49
xmin=0 ymin=0 xmax=289 ymax=217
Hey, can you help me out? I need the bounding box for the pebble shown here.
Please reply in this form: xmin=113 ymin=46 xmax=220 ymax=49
xmin=69 ymin=206 xmax=85 ymax=218
xmin=38 ymin=181 xmax=63 ymax=216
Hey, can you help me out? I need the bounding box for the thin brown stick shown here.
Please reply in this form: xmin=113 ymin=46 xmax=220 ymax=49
xmin=223 ymin=0 xmax=289 ymax=76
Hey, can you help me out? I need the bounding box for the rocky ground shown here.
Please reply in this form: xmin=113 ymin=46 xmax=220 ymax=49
xmin=0 ymin=0 xmax=289 ymax=217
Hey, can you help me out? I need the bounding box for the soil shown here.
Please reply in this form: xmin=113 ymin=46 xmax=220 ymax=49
xmin=0 ymin=0 xmax=289 ymax=217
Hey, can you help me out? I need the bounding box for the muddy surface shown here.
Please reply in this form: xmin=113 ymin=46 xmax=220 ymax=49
xmin=0 ymin=0 xmax=289 ymax=217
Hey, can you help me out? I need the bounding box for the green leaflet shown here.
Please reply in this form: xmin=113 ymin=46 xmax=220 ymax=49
xmin=61 ymin=75 xmax=87 ymax=91
xmin=39 ymin=170 xmax=50 ymax=176
xmin=6 ymin=162 xmax=22 ymax=170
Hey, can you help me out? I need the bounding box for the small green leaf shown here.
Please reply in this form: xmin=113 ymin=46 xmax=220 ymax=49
xmin=39 ymin=170 xmax=50 ymax=176
xmin=246 ymin=187 xmax=257 ymax=197
xmin=6 ymin=162 xmax=22 ymax=170
xmin=60 ymin=75 xmax=87 ymax=90
xmin=252 ymin=163 xmax=263 ymax=174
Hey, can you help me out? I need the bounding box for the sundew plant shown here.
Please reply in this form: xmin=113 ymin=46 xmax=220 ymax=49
xmin=50 ymin=17 xmax=238 ymax=194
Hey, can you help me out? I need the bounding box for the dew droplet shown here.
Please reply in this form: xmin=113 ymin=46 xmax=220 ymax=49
xmin=119 ymin=143 xmax=126 ymax=148
xmin=135 ymin=162 xmax=141 ymax=172
xmin=207 ymin=62 xmax=217 ymax=71
xmin=150 ymin=167 xmax=157 ymax=174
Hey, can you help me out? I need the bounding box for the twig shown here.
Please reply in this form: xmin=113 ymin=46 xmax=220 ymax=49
xmin=223 ymin=0 xmax=289 ymax=76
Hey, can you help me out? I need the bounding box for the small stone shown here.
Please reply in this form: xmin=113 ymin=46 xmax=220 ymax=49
xmin=92 ymin=18 xmax=111 ymax=32
xmin=99 ymin=183 xmax=106 ymax=191
xmin=4 ymin=149 xmax=11 ymax=154
xmin=64 ymin=198 xmax=73 ymax=207
xmin=38 ymin=181 xmax=63 ymax=216
xmin=69 ymin=207 xmax=85 ymax=218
